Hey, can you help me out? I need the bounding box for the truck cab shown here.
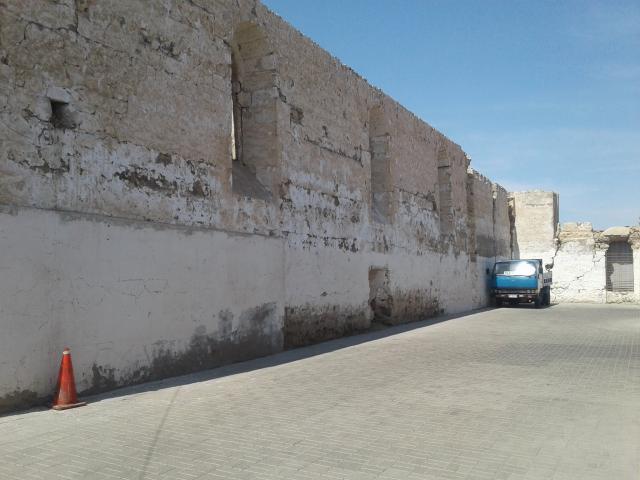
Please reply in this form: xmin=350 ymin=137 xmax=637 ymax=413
xmin=490 ymin=259 xmax=552 ymax=307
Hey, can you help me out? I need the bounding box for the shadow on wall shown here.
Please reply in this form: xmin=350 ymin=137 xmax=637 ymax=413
xmin=0 ymin=308 xmax=488 ymax=418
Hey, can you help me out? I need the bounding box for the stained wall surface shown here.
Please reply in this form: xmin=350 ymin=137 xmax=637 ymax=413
xmin=508 ymin=192 xmax=639 ymax=305
xmin=0 ymin=0 xmax=512 ymax=411
xmin=552 ymin=223 xmax=608 ymax=303
xmin=509 ymin=191 xmax=559 ymax=266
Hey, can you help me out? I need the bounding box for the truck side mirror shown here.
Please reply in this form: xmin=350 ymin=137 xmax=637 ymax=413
xmin=485 ymin=268 xmax=491 ymax=275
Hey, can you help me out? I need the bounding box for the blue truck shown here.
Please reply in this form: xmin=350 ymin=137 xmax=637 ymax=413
xmin=490 ymin=259 xmax=552 ymax=308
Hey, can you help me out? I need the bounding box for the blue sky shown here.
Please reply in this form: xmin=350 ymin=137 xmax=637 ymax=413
xmin=263 ymin=0 xmax=639 ymax=229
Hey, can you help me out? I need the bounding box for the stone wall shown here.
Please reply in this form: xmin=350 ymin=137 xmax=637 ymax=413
xmin=0 ymin=0 xmax=513 ymax=412
xmin=554 ymin=224 xmax=640 ymax=304
xmin=509 ymin=191 xmax=559 ymax=266
xmin=552 ymin=223 xmax=608 ymax=303
xmin=466 ymin=170 xmax=512 ymax=305
xmin=508 ymin=193 xmax=639 ymax=304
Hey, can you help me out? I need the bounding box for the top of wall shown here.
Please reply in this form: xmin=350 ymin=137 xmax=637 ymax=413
xmin=1 ymin=0 xmax=514 ymax=259
xmin=257 ymin=1 xmax=467 ymax=154
xmin=509 ymin=190 xmax=557 ymax=197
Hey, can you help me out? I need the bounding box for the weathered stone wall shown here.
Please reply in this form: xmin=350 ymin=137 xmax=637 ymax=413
xmin=465 ymin=170 xmax=512 ymax=305
xmin=0 ymin=205 xmax=285 ymax=412
xmin=0 ymin=0 xmax=513 ymax=411
xmin=635 ymin=239 xmax=640 ymax=300
xmin=508 ymin=192 xmax=639 ymax=304
xmin=552 ymin=223 xmax=608 ymax=303
xmin=509 ymin=191 xmax=559 ymax=266
xmin=553 ymin=224 xmax=640 ymax=304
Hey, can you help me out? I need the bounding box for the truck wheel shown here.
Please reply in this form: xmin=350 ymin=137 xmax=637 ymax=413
xmin=544 ymin=287 xmax=551 ymax=306
xmin=495 ymin=298 xmax=502 ymax=308
xmin=534 ymin=293 xmax=542 ymax=309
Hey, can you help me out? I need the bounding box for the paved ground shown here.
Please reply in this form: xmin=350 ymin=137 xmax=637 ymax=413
xmin=1 ymin=304 xmax=639 ymax=480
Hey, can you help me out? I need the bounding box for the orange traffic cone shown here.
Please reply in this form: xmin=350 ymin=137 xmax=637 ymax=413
xmin=52 ymin=347 xmax=87 ymax=410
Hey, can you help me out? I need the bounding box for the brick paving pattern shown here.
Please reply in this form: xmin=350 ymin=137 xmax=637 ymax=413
xmin=1 ymin=304 xmax=639 ymax=480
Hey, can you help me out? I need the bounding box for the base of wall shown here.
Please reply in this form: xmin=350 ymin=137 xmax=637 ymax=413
xmin=0 ymin=205 xmax=286 ymax=414
xmin=606 ymin=291 xmax=639 ymax=304
xmin=284 ymin=304 xmax=371 ymax=348
xmin=0 ymin=205 xmax=499 ymax=413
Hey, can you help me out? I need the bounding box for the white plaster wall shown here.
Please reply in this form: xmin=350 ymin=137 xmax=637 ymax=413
xmin=473 ymin=256 xmax=499 ymax=307
xmin=552 ymin=249 xmax=606 ymax=303
xmin=635 ymin=248 xmax=640 ymax=302
xmin=385 ymin=251 xmax=472 ymax=316
xmin=0 ymin=205 xmax=285 ymax=405
xmin=283 ymin=242 xmax=490 ymax=346
xmin=0 ymin=0 xmax=517 ymax=411
xmin=284 ymin=243 xmax=368 ymax=310
xmin=552 ymin=224 xmax=606 ymax=304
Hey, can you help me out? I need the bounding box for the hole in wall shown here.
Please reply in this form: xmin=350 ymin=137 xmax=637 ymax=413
xmin=229 ymin=22 xmax=277 ymax=201
xmin=49 ymin=99 xmax=77 ymax=130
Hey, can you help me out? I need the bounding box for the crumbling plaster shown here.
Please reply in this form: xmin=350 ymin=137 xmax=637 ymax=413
xmin=554 ymin=224 xmax=640 ymax=304
xmin=1 ymin=0 xmax=513 ymax=411
xmin=551 ymin=223 xmax=609 ymax=304
xmin=510 ymin=191 xmax=639 ymax=304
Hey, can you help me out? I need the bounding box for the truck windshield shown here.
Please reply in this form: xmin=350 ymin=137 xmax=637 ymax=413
xmin=494 ymin=261 xmax=537 ymax=276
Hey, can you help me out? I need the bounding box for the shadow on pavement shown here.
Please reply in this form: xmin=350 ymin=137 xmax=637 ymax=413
xmin=2 ymin=307 xmax=491 ymax=418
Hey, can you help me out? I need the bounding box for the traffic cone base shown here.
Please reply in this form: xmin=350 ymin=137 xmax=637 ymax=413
xmin=52 ymin=347 xmax=87 ymax=411
xmin=52 ymin=401 xmax=87 ymax=411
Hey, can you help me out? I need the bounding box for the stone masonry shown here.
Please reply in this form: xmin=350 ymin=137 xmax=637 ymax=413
xmin=510 ymin=192 xmax=639 ymax=305
xmin=0 ymin=0 xmax=518 ymax=412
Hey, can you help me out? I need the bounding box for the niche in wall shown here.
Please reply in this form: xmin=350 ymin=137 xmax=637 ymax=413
xmin=437 ymin=146 xmax=453 ymax=236
xmin=230 ymin=22 xmax=278 ymax=201
xmin=368 ymin=106 xmax=392 ymax=223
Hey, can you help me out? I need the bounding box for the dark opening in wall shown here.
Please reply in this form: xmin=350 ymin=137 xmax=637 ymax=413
xmin=49 ymin=100 xmax=77 ymax=130
xmin=229 ymin=22 xmax=277 ymax=201
xmin=437 ymin=146 xmax=453 ymax=236
xmin=369 ymin=267 xmax=392 ymax=324
xmin=606 ymin=241 xmax=634 ymax=292
xmin=368 ymin=106 xmax=392 ymax=223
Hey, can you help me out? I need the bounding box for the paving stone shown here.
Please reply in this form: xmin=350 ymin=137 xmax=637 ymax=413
xmin=0 ymin=304 xmax=639 ymax=479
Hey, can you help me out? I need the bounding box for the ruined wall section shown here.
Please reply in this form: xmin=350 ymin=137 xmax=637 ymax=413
xmin=0 ymin=205 xmax=285 ymax=413
xmin=1 ymin=0 xmax=288 ymax=411
xmin=258 ymin=7 xmax=484 ymax=345
xmin=507 ymin=190 xmax=601 ymax=303
xmin=0 ymin=1 xmax=282 ymax=232
xmin=0 ymin=0 xmax=516 ymax=408
xmin=552 ymin=224 xmax=640 ymax=304
xmin=466 ymin=171 xmax=512 ymax=305
xmin=493 ymin=184 xmax=512 ymax=259
xmin=465 ymin=172 xmax=511 ymax=261
xmin=552 ymin=223 xmax=608 ymax=303
xmin=634 ymin=232 xmax=640 ymax=301
xmin=509 ymin=191 xmax=559 ymax=266
xmin=468 ymin=170 xmax=494 ymax=259
xmin=263 ymin=5 xmax=503 ymax=343
xmin=264 ymin=11 xmax=375 ymax=345
xmin=382 ymin=106 xmax=475 ymax=321
xmin=510 ymin=190 xmax=640 ymax=304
